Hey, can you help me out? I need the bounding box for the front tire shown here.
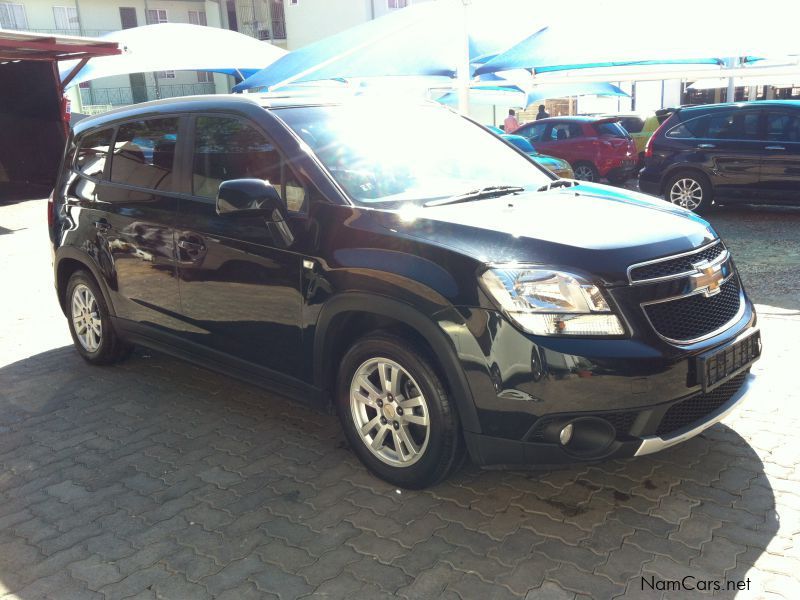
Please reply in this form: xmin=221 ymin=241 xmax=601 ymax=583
xmin=66 ymin=270 xmax=130 ymax=365
xmin=336 ymin=333 xmax=464 ymax=489
xmin=665 ymin=171 xmax=714 ymax=213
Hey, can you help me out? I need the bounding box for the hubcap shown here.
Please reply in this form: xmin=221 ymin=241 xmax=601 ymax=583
xmin=574 ymin=166 xmax=594 ymax=181
xmin=669 ymin=178 xmax=703 ymax=210
xmin=71 ymin=284 xmax=102 ymax=352
xmin=349 ymin=357 xmax=430 ymax=467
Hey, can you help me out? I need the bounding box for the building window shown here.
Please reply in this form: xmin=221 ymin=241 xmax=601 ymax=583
xmin=387 ymin=0 xmax=409 ymax=8
xmin=289 ymin=0 xmax=298 ymax=5
xmin=53 ymin=6 xmax=79 ymax=31
xmin=188 ymin=10 xmax=207 ymax=26
xmin=146 ymin=8 xmax=167 ymax=24
xmin=271 ymin=0 xmax=286 ymax=39
xmin=197 ymin=71 xmax=212 ymax=83
xmin=0 ymin=3 xmax=28 ymax=29
xmin=155 ymin=70 xmax=175 ymax=79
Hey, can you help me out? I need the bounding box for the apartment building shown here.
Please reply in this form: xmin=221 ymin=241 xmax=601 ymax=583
xmin=0 ymin=0 xmax=423 ymax=112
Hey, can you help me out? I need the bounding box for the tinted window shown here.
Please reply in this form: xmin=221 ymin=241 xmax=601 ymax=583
xmin=521 ymin=122 xmax=547 ymax=142
xmin=594 ymin=122 xmax=629 ymax=138
xmin=110 ymin=118 xmax=179 ymax=191
xmin=192 ymin=116 xmax=306 ymax=212
xmin=76 ymin=129 xmax=113 ymax=179
xmin=766 ymin=112 xmax=800 ymax=142
xmin=706 ymin=110 xmax=759 ymax=139
xmin=549 ymin=123 xmax=583 ymax=141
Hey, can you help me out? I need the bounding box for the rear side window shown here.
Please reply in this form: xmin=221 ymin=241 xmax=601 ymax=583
xmin=594 ymin=122 xmax=629 ymax=138
xmin=110 ymin=118 xmax=180 ymax=191
xmin=766 ymin=112 xmax=800 ymax=142
xmin=549 ymin=122 xmax=583 ymax=141
xmin=668 ymin=110 xmax=759 ymax=140
xmin=192 ymin=116 xmax=306 ymax=213
xmin=75 ymin=129 xmax=113 ymax=179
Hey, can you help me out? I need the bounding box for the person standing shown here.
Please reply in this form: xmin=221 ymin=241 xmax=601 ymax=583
xmin=536 ymin=104 xmax=550 ymax=120
xmin=503 ymin=109 xmax=520 ymax=133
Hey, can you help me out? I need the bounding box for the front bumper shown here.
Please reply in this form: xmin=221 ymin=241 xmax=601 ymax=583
xmin=439 ymin=303 xmax=759 ymax=466
xmin=464 ymin=372 xmax=754 ymax=466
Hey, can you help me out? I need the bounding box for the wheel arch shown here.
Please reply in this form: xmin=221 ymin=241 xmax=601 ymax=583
xmin=55 ymin=248 xmax=116 ymax=317
xmin=314 ymin=293 xmax=481 ymax=433
xmin=660 ymin=165 xmax=713 ymax=197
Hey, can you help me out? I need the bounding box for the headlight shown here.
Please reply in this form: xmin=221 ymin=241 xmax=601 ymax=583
xmin=480 ymin=267 xmax=625 ymax=336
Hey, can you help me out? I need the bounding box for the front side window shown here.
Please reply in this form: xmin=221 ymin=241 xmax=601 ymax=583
xmin=110 ymin=118 xmax=179 ymax=191
xmin=766 ymin=112 xmax=800 ymax=142
xmin=76 ymin=129 xmax=114 ymax=179
xmin=706 ymin=110 xmax=759 ymax=140
xmin=521 ymin=122 xmax=547 ymax=142
xmin=276 ymin=103 xmax=549 ymax=207
xmin=192 ymin=116 xmax=306 ymax=212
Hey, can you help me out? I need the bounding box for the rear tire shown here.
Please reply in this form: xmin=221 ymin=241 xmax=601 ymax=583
xmin=336 ymin=333 xmax=464 ymax=489
xmin=664 ymin=171 xmax=714 ymax=214
xmin=66 ymin=270 xmax=131 ymax=365
xmin=573 ymin=161 xmax=599 ymax=182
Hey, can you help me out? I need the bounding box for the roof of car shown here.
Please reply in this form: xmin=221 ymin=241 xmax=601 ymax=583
xmin=679 ymin=100 xmax=800 ymax=113
xmin=73 ymin=92 xmax=442 ymax=135
xmin=527 ymin=116 xmax=609 ymax=123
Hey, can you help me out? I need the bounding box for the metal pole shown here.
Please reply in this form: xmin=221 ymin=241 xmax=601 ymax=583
xmin=726 ymin=57 xmax=737 ymax=102
xmin=456 ymin=0 xmax=471 ymax=115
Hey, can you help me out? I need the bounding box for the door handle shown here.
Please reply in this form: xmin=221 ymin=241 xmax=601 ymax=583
xmin=177 ymin=240 xmax=205 ymax=252
xmin=765 ymin=145 xmax=786 ymax=151
xmin=697 ymin=143 xmax=716 ymax=149
xmin=94 ymin=219 xmax=111 ymax=232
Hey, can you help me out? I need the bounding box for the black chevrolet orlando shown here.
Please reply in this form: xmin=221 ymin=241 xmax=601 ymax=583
xmin=50 ymin=95 xmax=761 ymax=488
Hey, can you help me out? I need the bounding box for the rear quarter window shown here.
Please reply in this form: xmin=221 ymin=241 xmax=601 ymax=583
xmin=75 ymin=129 xmax=114 ymax=179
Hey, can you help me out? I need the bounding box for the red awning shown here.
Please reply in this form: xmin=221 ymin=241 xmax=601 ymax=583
xmin=0 ymin=29 xmax=120 ymax=62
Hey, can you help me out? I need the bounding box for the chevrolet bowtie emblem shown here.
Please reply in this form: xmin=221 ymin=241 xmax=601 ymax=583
xmin=690 ymin=253 xmax=728 ymax=297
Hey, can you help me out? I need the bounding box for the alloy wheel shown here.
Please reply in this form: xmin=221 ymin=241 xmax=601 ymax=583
xmin=574 ymin=165 xmax=595 ymax=181
xmin=669 ymin=178 xmax=703 ymax=210
xmin=71 ymin=283 xmax=102 ymax=352
xmin=349 ymin=357 xmax=430 ymax=467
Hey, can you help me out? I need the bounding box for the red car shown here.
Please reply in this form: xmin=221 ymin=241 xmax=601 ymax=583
xmin=515 ymin=116 xmax=638 ymax=184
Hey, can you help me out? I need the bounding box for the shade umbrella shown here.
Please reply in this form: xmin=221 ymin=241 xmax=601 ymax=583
xmin=59 ymin=23 xmax=287 ymax=87
xmin=232 ymin=0 xmax=537 ymax=96
xmin=436 ymin=81 xmax=629 ymax=107
xmin=475 ymin=1 xmax=799 ymax=77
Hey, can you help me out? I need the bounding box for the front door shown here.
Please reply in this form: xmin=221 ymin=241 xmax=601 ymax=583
xmin=174 ymin=114 xmax=306 ymax=380
xmin=93 ymin=116 xmax=183 ymax=333
xmin=759 ymin=109 xmax=800 ymax=203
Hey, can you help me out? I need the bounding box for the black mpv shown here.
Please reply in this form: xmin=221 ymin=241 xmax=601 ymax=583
xmin=639 ymin=100 xmax=800 ymax=212
xmin=50 ymin=95 xmax=761 ymax=488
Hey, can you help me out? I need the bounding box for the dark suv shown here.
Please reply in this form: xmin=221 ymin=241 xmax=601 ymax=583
xmin=50 ymin=95 xmax=761 ymax=488
xmin=639 ymin=100 xmax=800 ymax=212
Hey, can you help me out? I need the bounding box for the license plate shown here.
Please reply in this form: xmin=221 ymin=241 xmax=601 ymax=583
xmin=696 ymin=329 xmax=761 ymax=392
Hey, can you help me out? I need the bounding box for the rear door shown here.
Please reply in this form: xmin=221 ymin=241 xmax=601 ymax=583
xmin=666 ymin=108 xmax=762 ymax=198
xmin=91 ymin=117 xmax=183 ymax=333
xmin=173 ymin=114 xmax=306 ymax=380
xmin=759 ymin=108 xmax=800 ymax=202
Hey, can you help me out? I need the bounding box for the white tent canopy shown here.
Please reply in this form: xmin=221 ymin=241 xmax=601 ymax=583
xmin=59 ymin=23 xmax=286 ymax=88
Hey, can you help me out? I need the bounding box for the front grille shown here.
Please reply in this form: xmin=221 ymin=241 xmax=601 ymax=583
xmin=656 ymin=372 xmax=747 ymax=436
xmin=630 ymin=242 xmax=725 ymax=282
xmin=644 ymin=277 xmax=742 ymax=342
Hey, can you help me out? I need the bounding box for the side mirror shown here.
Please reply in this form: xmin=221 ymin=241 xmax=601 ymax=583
xmin=216 ymin=179 xmax=286 ymax=222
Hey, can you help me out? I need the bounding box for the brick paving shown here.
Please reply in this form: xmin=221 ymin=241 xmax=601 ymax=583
xmin=1 ymin=198 xmax=799 ymax=599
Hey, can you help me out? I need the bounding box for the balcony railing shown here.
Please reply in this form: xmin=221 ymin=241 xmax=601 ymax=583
xmin=79 ymin=83 xmax=217 ymax=108
xmin=22 ymin=28 xmax=115 ymax=37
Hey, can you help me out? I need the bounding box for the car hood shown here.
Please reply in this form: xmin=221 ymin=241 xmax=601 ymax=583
xmin=372 ymin=182 xmax=717 ymax=286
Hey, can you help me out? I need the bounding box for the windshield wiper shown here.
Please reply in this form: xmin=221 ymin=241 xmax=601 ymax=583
xmin=537 ymin=179 xmax=578 ymax=192
xmin=424 ymin=185 xmax=524 ymax=208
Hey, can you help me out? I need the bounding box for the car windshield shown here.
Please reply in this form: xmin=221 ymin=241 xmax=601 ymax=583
xmin=276 ymin=103 xmax=550 ymax=207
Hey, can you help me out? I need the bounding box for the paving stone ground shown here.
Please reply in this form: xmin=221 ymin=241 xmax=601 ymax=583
xmin=1 ymin=198 xmax=799 ymax=599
